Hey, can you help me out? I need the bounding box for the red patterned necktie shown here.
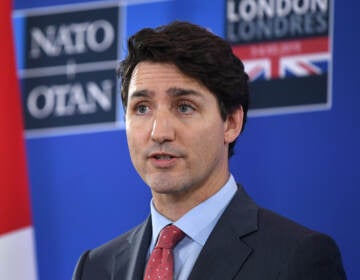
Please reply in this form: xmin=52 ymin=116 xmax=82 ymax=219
xmin=144 ymin=224 xmax=185 ymax=280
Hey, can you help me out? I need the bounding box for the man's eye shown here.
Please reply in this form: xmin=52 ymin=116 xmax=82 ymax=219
xmin=178 ymin=103 xmax=194 ymax=114
xmin=136 ymin=104 xmax=150 ymax=114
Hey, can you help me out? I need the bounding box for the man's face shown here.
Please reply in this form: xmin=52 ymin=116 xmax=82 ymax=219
xmin=125 ymin=62 xmax=242 ymax=204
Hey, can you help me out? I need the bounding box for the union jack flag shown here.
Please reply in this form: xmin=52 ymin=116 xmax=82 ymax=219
xmin=243 ymin=59 xmax=271 ymax=81
xmin=233 ymin=37 xmax=330 ymax=82
xmin=280 ymin=53 xmax=329 ymax=78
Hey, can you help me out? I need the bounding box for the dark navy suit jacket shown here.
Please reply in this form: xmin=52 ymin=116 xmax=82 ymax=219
xmin=72 ymin=185 xmax=346 ymax=279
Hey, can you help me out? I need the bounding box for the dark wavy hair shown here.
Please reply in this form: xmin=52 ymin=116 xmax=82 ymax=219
xmin=117 ymin=21 xmax=249 ymax=157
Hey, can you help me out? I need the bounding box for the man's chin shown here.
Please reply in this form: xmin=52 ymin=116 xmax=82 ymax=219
xmin=148 ymin=178 xmax=190 ymax=195
xmin=149 ymin=184 xmax=183 ymax=195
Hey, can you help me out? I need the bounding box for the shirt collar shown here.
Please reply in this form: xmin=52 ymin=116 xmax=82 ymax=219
xmin=150 ymin=174 xmax=237 ymax=248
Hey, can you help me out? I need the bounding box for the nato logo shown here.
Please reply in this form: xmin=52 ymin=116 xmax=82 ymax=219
xmin=14 ymin=2 xmax=124 ymax=136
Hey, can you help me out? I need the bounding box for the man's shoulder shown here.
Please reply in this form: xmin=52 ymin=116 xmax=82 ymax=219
xmin=247 ymin=206 xmax=340 ymax=261
xmin=72 ymin=220 xmax=151 ymax=279
xmin=254 ymin=207 xmax=346 ymax=278
xmin=257 ymin=207 xmax=318 ymax=238
xmin=88 ymin=221 xmax=147 ymax=261
xmin=229 ymin=186 xmax=341 ymax=260
xmin=232 ymin=185 xmax=331 ymax=242
xmin=217 ymin=188 xmax=346 ymax=279
xmin=246 ymin=203 xmax=336 ymax=248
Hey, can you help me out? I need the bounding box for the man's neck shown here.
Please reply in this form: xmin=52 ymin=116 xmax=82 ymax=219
xmin=151 ymin=172 xmax=230 ymax=221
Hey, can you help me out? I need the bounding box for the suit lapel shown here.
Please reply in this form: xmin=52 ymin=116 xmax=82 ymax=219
xmin=188 ymin=185 xmax=258 ymax=280
xmin=113 ymin=217 xmax=152 ymax=280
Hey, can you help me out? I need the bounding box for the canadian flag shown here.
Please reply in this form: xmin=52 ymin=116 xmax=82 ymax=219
xmin=0 ymin=0 xmax=38 ymax=279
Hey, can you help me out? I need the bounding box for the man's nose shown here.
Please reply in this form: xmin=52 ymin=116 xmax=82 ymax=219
xmin=151 ymin=111 xmax=175 ymax=144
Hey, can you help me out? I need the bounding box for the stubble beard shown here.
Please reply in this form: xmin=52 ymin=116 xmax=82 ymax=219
xmin=147 ymin=172 xmax=194 ymax=196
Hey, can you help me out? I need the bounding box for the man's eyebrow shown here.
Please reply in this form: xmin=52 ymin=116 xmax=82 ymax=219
xmin=128 ymin=90 xmax=152 ymax=99
xmin=166 ymin=87 xmax=204 ymax=98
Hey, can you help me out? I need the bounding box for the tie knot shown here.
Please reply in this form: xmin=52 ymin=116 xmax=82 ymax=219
xmin=155 ymin=225 xmax=185 ymax=249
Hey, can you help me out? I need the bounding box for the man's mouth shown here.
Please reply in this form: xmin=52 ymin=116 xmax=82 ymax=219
xmin=153 ymin=154 xmax=174 ymax=160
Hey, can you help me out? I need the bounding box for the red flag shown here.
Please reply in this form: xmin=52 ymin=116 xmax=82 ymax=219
xmin=0 ymin=0 xmax=37 ymax=278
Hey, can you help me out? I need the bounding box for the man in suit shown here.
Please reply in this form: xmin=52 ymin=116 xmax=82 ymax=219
xmin=73 ymin=21 xmax=346 ymax=280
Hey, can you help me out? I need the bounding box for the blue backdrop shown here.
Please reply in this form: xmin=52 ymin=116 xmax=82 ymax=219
xmin=12 ymin=0 xmax=359 ymax=279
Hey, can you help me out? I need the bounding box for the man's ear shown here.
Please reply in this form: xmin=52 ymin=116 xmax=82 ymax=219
xmin=224 ymin=106 xmax=243 ymax=144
